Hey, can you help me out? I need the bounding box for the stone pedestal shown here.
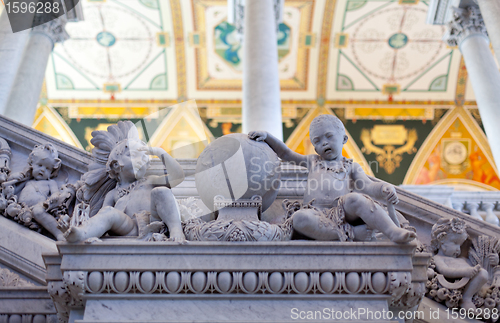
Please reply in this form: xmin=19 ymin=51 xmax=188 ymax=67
xmin=45 ymin=240 xmax=430 ymax=323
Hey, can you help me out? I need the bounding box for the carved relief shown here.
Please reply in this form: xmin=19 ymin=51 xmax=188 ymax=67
xmin=426 ymin=218 xmax=498 ymax=313
xmin=0 ymin=268 xmax=34 ymax=287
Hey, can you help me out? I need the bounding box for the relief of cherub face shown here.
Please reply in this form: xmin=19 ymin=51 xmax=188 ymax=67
xmin=310 ymin=121 xmax=348 ymax=161
xmin=439 ymin=232 xmax=467 ymax=258
xmin=30 ymin=153 xmax=60 ymax=180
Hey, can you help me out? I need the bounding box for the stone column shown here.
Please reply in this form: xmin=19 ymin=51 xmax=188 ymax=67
xmin=0 ymin=11 xmax=31 ymax=115
xmin=475 ymin=0 xmax=500 ymax=65
xmin=242 ymin=0 xmax=283 ymax=141
xmin=3 ymin=17 xmax=68 ymax=126
xmin=444 ymin=7 xmax=500 ymax=168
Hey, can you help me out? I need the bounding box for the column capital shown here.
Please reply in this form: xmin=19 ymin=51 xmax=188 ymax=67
xmin=443 ymin=7 xmax=488 ymax=48
xmin=31 ymin=16 xmax=69 ymax=46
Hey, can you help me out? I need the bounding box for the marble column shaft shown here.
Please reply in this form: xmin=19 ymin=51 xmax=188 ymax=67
xmin=3 ymin=17 xmax=68 ymax=126
xmin=0 ymin=11 xmax=30 ymax=115
xmin=475 ymin=0 xmax=500 ymax=65
xmin=445 ymin=7 xmax=500 ymax=168
xmin=242 ymin=0 xmax=283 ymax=141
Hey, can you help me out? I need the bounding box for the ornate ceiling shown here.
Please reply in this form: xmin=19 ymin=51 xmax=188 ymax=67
xmin=36 ymin=0 xmax=499 ymax=190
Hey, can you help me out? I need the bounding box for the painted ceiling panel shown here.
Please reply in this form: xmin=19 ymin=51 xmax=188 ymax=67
xmin=45 ymin=0 xmax=178 ymax=100
xmin=326 ymin=0 xmax=460 ymax=101
xmin=184 ymin=0 xmax=319 ymax=100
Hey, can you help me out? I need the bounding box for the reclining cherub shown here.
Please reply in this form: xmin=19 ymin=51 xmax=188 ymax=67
xmin=64 ymin=121 xmax=186 ymax=242
xmin=249 ymin=114 xmax=415 ymax=243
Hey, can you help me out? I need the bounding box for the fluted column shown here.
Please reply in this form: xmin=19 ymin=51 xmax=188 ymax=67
xmin=444 ymin=7 xmax=500 ymax=168
xmin=3 ymin=17 xmax=69 ymax=126
xmin=0 ymin=10 xmax=30 ymax=115
xmin=242 ymin=0 xmax=283 ymax=140
xmin=475 ymin=0 xmax=500 ymax=65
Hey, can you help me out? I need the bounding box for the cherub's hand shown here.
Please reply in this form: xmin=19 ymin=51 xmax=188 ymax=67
xmin=138 ymin=145 xmax=166 ymax=157
xmin=489 ymin=253 xmax=500 ymax=266
xmin=466 ymin=265 xmax=481 ymax=277
xmin=248 ymin=131 xmax=268 ymax=142
xmin=381 ymin=184 xmax=399 ymax=204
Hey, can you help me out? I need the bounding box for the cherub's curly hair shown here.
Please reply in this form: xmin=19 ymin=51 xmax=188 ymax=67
xmin=27 ymin=143 xmax=61 ymax=178
xmin=309 ymin=114 xmax=346 ymax=137
xmin=430 ymin=218 xmax=468 ymax=253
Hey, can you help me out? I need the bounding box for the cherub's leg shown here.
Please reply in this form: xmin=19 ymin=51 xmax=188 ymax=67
xmin=461 ymin=268 xmax=488 ymax=310
xmin=150 ymin=187 xmax=185 ymax=242
xmin=65 ymin=206 xmax=137 ymax=242
xmin=342 ymin=193 xmax=416 ymax=243
xmin=32 ymin=204 xmax=65 ymax=241
xmin=292 ymin=209 xmax=341 ymax=241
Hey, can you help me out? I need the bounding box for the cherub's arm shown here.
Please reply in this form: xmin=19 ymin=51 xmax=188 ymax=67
xmin=102 ymin=189 xmax=117 ymax=207
xmin=433 ymin=256 xmax=480 ymax=278
xmin=48 ymin=180 xmax=59 ymax=196
xmin=248 ymin=131 xmax=309 ymax=167
xmin=140 ymin=146 xmax=185 ymax=188
xmin=350 ymin=162 xmax=398 ymax=205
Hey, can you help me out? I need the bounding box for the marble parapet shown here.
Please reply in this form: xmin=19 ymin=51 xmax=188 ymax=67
xmin=44 ymin=240 xmax=430 ymax=323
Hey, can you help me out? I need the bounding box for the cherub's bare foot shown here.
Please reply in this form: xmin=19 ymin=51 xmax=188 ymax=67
xmin=64 ymin=226 xmax=86 ymax=243
xmin=460 ymin=299 xmax=476 ymax=311
xmin=168 ymin=229 xmax=187 ymax=244
xmin=84 ymin=237 xmax=102 ymax=244
xmin=388 ymin=228 xmax=416 ymax=243
xmin=55 ymin=232 xmax=66 ymax=241
xmin=57 ymin=215 xmax=70 ymax=232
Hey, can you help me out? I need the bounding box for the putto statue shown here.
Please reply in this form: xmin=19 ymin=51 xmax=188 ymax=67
xmin=249 ymin=114 xmax=416 ymax=243
xmin=427 ymin=218 xmax=497 ymax=311
xmin=64 ymin=121 xmax=186 ymax=242
xmin=1 ymin=144 xmax=65 ymax=240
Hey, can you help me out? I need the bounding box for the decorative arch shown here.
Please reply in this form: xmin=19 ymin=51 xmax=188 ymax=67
xmin=148 ymin=104 xmax=214 ymax=159
xmin=32 ymin=106 xmax=83 ymax=149
xmin=404 ymin=106 xmax=499 ymax=191
xmin=286 ymin=107 xmax=373 ymax=175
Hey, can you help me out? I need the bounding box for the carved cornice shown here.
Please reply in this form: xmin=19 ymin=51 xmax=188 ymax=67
xmin=31 ymin=17 xmax=70 ymax=46
xmin=443 ymin=7 xmax=488 ymax=48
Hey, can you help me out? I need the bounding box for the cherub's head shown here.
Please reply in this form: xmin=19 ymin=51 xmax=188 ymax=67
xmin=106 ymin=139 xmax=150 ymax=182
xmin=309 ymin=115 xmax=347 ymax=160
xmin=430 ymin=218 xmax=468 ymax=257
xmin=28 ymin=144 xmax=61 ymax=180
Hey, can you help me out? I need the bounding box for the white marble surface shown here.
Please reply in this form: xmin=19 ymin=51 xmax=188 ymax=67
xmin=242 ymin=0 xmax=283 ymax=140
xmin=83 ymin=298 xmax=392 ymax=322
xmin=0 ymin=11 xmax=29 ymax=115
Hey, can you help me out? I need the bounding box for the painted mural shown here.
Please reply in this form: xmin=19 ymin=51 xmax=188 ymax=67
xmin=405 ymin=107 xmax=500 ymax=191
xmin=214 ymin=21 xmax=290 ymax=71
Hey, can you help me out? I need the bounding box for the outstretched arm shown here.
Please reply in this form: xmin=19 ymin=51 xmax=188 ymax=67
xmin=140 ymin=146 xmax=185 ymax=188
xmin=248 ymin=131 xmax=308 ymax=166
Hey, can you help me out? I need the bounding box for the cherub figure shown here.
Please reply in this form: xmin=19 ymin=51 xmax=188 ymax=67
xmin=431 ymin=218 xmax=493 ymax=310
xmin=64 ymin=121 xmax=186 ymax=242
xmin=2 ymin=144 xmax=64 ymax=240
xmin=249 ymin=114 xmax=415 ymax=243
